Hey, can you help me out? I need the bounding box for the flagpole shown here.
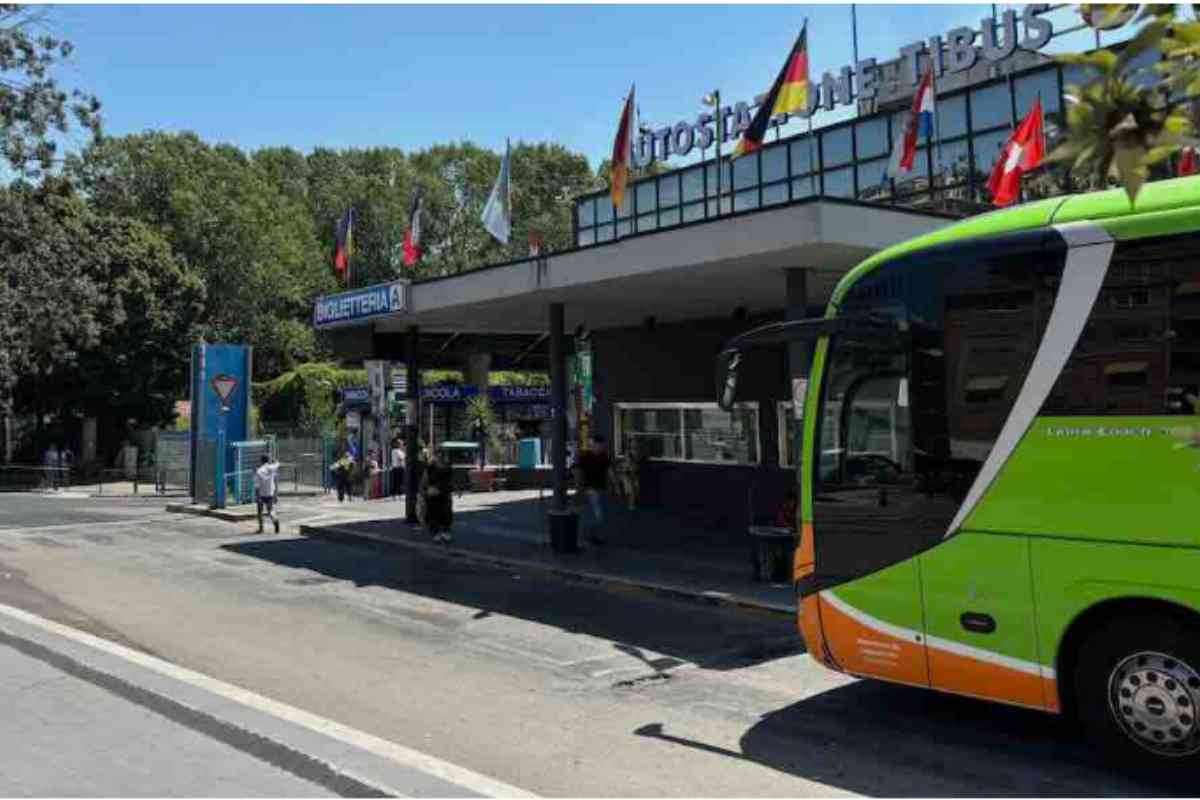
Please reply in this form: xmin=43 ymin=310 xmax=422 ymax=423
xmin=803 ymin=16 xmax=816 ymax=196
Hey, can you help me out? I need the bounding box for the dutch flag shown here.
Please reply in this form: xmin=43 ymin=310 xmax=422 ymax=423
xmin=894 ymin=65 xmax=936 ymax=174
xmin=912 ymin=67 xmax=936 ymax=139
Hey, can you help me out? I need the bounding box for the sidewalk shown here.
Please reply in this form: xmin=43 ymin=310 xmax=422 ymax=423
xmin=298 ymin=490 xmax=796 ymax=617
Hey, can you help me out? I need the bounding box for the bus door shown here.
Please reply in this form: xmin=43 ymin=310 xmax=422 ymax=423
xmin=809 ymin=328 xmax=940 ymax=688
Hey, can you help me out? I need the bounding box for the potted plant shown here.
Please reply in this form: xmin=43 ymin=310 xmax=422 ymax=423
xmin=463 ymin=395 xmax=501 ymax=491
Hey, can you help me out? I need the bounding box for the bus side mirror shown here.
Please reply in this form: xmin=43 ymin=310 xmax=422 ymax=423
xmin=716 ymin=349 xmax=740 ymax=411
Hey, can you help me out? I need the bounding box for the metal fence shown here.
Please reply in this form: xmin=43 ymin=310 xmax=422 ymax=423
xmin=154 ymin=432 xmax=191 ymax=496
xmin=0 ymin=465 xmax=71 ymax=492
xmin=229 ymin=439 xmax=273 ymax=506
xmin=271 ymin=435 xmax=331 ymax=495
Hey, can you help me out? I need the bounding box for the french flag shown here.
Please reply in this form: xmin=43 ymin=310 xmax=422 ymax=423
xmin=900 ymin=66 xmax=936 ymax=172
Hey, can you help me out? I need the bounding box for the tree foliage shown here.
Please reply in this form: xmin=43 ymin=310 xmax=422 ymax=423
xmin=67 ymin=132 xmax=337 ymax=378
xmin=0 ymin=180 xmax=203 ymax=441
xmin=1054 ymin=5 xmax=1200 ymax=202
xmin=0 ymin=4 xmax=102 ymax=176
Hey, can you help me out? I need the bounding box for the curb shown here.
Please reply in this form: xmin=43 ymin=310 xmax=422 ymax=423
xmin=298 ymin=523 xmax=795 ymax=619
xmin=166 ymin=503 xmax=257 ymax=522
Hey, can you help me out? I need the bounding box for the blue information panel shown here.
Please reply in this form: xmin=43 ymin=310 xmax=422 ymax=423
xmin=313 ymin=281 xmax=408 ymax=329
xmin=189 ymin=344 xmax=252 ymax=500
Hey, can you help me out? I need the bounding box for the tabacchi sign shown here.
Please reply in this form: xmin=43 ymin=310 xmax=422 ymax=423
xmin=634 ymin=5 xmax=1054 ymax=168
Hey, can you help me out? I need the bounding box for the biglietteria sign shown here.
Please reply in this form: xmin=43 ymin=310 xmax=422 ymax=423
xmin=313 ymin=281 xmax=408 ymax=328
xmin=635 ymin=4 xmax=1054 ymax=168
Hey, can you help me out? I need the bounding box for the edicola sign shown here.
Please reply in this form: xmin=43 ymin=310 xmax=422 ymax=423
xmin=633 ymin=5 xmax=1054 ymax=168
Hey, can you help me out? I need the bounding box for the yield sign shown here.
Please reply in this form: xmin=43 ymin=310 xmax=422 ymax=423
xmin=210 ymin=374 xmax=239 ymax=405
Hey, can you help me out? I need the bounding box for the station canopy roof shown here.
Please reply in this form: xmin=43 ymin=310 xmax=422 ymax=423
xmin=326 ymin=197 xmax=952 ymax=371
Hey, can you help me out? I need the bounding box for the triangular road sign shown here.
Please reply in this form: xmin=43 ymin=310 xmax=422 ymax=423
xmin=211 ymin=374 xmax=239 ymax=404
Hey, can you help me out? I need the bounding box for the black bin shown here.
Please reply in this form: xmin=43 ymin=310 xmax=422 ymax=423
xmin=750 ymin=526 xmax=794 ymax=583
xmin=547 ymin=510 xmax=580 ymax=553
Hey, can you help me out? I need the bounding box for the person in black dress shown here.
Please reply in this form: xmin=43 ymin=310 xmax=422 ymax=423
xmin=422 ymin=450 xmax=455 ymax=542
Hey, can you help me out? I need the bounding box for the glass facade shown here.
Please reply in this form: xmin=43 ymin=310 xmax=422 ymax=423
xmin=574 ymin=60 xmax=1077 ymax=246
xmin=614 ymin=403 xmax=760 ymax=465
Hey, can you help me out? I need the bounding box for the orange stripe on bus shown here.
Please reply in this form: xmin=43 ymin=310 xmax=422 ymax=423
xmin=793 ymin=522 xmax=814 ymax=582
xmin=925 ymin=647 xmax=1046 ymax=709
xmin=817 ymin=595 xmax=929 ymax=686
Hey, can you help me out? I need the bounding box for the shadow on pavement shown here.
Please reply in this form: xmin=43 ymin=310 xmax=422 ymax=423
xmin=221 ymin=536 xmax=801 ymax=672
xmin=636 ymin=678 xmax=1185 ymax=797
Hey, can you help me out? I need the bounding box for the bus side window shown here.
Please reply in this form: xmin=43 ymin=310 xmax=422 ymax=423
xmin=1040 ymin=232 xmax=1200 ymax=417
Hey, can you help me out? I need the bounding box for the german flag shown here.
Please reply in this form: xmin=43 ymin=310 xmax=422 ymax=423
xmin=734 ymin=25 xmax=809 ymax=158
xmin=610 ymin=84 xmax=636 ymax=210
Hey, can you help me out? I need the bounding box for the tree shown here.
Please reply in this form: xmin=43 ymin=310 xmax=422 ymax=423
xmin=0 ymin=4 xmax=101 ymax=176
xmin=1053 ymin=5 xmax=1199 ymax=202
xmin=0 ymin=181 xmax=104 ymax=432
xmin=0 ymin=179 xmax=203 ymax=452
xmin=68 ymin=132 xmax=337 ymax=378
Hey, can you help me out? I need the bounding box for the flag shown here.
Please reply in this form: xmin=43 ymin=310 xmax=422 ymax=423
xmin=333 ymin=208 xmax=354 ymax=283
xmin=482 ymin=139 xmax=512 ymax=244
xmin=610 ymin=85 xmax=636 ymax=210
xmin=402 ymin=194 xmax=423 ymax=267
xmin=882 ymin=124 xmax=910 ymax=185
xmin=734 ymin=24 xmax=809 ymax=158
xmin=899 ymin=66 xmax=936 ymax=172
xmin=1180 ymin=146 xmax=1198 ymax=177
xmin=986 ymin=99 xmax=1045 ymax=207
xmin=529 ymin=228 xmax=542 ymax=257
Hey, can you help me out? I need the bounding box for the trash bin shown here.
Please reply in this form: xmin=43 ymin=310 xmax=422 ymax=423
xmin=547 ymin=509 xmax=580 ymax=553
xmin=749 ymin=526 xmax=794 ymax=583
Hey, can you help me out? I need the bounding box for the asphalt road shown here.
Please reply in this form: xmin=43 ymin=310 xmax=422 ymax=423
xmin=0 ymin=492 xmax=1181 ymax=797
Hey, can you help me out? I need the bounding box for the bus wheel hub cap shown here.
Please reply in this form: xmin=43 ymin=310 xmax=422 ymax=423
xmin=1109 ymin=651 xmax=1200 ymax=756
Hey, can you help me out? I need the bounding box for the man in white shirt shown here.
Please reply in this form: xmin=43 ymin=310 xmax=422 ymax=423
xmin=254 ymin=455 xmax=281 ymax=534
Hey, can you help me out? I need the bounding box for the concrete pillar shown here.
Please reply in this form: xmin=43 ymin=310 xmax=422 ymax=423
xmin=785 ymin=268 xmax=811 ymax=477
xmin=465 ymin=352 xmax=491 ymax=397
xmin=405 ymin=326 xmax=422 ymax=523
xmin=549 ymin=302 xmax=568 ymax=510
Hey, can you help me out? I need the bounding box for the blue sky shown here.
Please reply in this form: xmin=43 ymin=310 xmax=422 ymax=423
xmin=47 ymin=3 xmax=1106 ymax=170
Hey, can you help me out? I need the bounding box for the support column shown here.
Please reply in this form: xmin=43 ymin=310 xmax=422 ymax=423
xmin=465 ymin=352 xmax=491 ymax=397
xmin=404 ymin=326 xmax=422 ymax=523
xmin=549 ymin=302 xmax=568 ymax=511
xmin=785 ymin=269 xmax=811 ymax=476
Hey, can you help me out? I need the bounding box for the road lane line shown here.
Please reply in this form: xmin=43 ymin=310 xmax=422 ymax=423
xmin=0 ymin=601 xmax=536 ymax=798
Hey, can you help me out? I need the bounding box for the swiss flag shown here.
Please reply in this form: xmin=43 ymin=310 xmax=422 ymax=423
xmin=1180 ymin=146 xmax=1198 ymax=177
xmin=986 ymin=100 xmax=1045 ymax=207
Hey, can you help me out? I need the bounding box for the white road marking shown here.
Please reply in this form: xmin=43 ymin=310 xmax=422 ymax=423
xmin=0 ymin=601 xmax=536 ymax=798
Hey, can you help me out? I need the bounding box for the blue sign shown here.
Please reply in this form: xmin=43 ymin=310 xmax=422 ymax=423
xmin=340 ymin=386 xmax=370 ymax=406
xmin=424 ymin=384 xmax=479 ymax=404
xmin=189 ymin=344 xmax=252 ymax=499
xmin=490 ymin=385 xmax=550 ymax=403
xmin=313 ymin=281 xmax=408 ymax=329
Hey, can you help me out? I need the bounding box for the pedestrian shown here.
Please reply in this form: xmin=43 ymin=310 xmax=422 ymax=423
xmin=254 ymin=454 xmax=281 ymax=534
xmin=391 ymin=438 xmax=406 ymax=499
xmin=363 ymin=449 xmax=380 ymax=499
xmin=61 ymin=445 xmax=74 ymax=488
xmin=576 ymin=434 xmax=612 ymax=545
xmin=421 ymin=448 xmax=455 ymax=543
xmin=43 ymin=442 xmax=60 ymax=491
xmin=331 ymin=451 xmax=355 ymax=502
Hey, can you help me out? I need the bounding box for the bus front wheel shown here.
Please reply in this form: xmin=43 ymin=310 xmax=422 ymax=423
xmin=1075 ymin=615 xmax=1200 ymax=777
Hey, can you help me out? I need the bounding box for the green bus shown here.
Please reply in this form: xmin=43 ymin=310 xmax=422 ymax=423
xmin=718 ymin=176 xmax=1200 ymax=770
